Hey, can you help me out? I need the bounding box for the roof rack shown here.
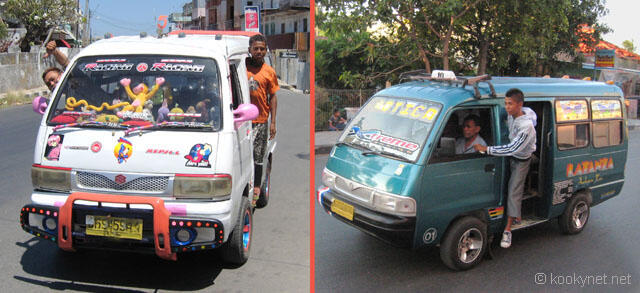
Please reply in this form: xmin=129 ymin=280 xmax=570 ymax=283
xmin=398 ymin=70 xmax=496 ymax=98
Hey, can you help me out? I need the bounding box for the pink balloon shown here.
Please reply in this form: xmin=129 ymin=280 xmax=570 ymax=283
xmin=32 ymin=96 xmax=47 ymax=115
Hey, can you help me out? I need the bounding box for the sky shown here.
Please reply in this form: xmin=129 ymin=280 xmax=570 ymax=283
xmin=89 ymin=0 xmax=184 ymax=38
xmin=89 ymin=0 xmax=638 ymax=50
xmin=600 ymin=0 xmax=639 ymax=49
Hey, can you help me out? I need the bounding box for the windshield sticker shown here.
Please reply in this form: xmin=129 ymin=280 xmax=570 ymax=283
xmin=556 ymin=100 xmax=588 ymax=122
xmin=96 ymin=59 xmax=126 ymax=63
xmin=151 ymin=63 xmax=205 ymax=72
xmin=372 ymin=98 xmax=439 ymax=122
xmin=83 ymin=63 xmax=134 ymax=72
xmin=136 ymin=63 xmax=149 ymax=72
xmin=348 ymin=127 xmax=420 ymax=154
xmin=62 ymin=111 xmax=93 ymax=116
xmin=91 ymin=141 xmax=102 ymax=153
xmin=591 ymin=100 xmax=622 ymax=119
xmin=160 ymin=59 xmax=193 ymax=63
xmin=114 ymin=137 xmax=133 ymax=164
xmin=64 ymin=145 xmax=89 ymax=151
xmin=118 ymin=111 xmax=154 ymax=121
xmin=184 ymin=143 xmax=212 ymax=168
xmin=44 ymin=134 xmax=63 ymax=161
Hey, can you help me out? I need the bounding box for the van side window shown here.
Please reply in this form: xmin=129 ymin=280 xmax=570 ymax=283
xmin=429 ymin=108 xmax=493 ymax=163
xmin=229 ymin=64 xmax=242 ymax=110
xmin=555 ymin=99 xmax=590 ymax=150
xmin=591 ymin=99 xmax=623 ymax=148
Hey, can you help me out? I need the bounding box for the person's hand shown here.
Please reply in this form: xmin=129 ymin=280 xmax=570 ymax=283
xmin=473 ymin=144 xmax=488 ymax=153
xmin=43 ymin=41 xmax=57 ymax=58
xmin=269 ymin=122 xmax=276 ymax=139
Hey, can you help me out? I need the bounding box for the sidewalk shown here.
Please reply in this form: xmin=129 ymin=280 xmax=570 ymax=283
xmin=315 ymin=119 xmax=640 ymax=155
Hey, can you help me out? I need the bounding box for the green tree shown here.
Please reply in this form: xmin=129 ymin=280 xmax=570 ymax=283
xmin=3 ymin=0 xmax=82 ymax=52
xmin=0 ymin=18 xmax=7 ymax=40
xmin=622 ymin=40 xmax=635 ymax=53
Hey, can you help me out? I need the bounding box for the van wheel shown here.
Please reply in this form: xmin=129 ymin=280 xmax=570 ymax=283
xmin=256 ymin=159 xmax=271 ymax=209
xmin=559 ymin=193 xmax=590 ymax=235
xmin=440 ymin=217 xmax=487 ymax=271
xmin=221 ymin=197 xmax=252 ymax=266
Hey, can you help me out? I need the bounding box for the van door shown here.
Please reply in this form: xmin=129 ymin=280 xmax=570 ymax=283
xmin=417 ymin=107 xmax=504 ymax=246
xmin=229 ymin=61 xmax=253 ymax=185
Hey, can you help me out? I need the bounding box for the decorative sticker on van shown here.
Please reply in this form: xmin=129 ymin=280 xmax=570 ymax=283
xmin=150 ymin=63 xmax=205 ymax=72
xmin=555 ymin=100 xmax=588 ymax=122
xmin=44 ymin=134 xmax=63 ymax=161
xmin=422 ymin=228 xmax=437 ymax=244
xmin=591 ymin=100 xmax=622 ymax=120
xmin=347 ymin=127 xmax=420 ymax=154
xmin=114 ymin=137 xmax=133 ymax=164
xmin=372 ymin=98 xmax=440 ymax=123
xmin=488 ymin=206 xmax=504 ymax=220
xmin=83 ymin=63 xmax=134 ymax=72
xmin=566 ymin=157 xmax=614 ymax=178
xmin=184 ymin=143 xmax=212 ymax=168
xmin=552 ymin=179 xmax=574 ymax=205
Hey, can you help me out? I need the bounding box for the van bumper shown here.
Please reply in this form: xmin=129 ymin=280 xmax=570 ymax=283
xmin=21 ymin=191 xmax=229 ymax=260
xmin=318 ymin=187 xmax=415 ymax=248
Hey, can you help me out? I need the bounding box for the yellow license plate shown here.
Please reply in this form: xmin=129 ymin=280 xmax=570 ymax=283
xmin=331 ymin=198 xmax=354 ymax=221
xmin=85 ymin=215 xmax=143 ymax=240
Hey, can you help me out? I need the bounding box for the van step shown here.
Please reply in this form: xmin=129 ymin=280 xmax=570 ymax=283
xmin=522 ymin=191 xmax=538 ymax=201
xmin=511 ymin=217 xmax=547 ymax=231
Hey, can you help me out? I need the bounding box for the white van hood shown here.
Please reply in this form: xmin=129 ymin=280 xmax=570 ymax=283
xmin=38 ymin=128 xmax=229 ymax=174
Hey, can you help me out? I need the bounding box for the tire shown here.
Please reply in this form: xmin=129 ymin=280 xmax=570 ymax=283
xmin=221 ymin=197 xmax=252 ymax=266
xmin=558 ymin=193 xmax=590 ymax=235
xmin=256 ymin=158 xmax=271 ymax=209
xmin=440 ymin=217 xmax=488 ymax=271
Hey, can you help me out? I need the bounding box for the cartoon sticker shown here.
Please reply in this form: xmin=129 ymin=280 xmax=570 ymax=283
xmin=114 ymin=137 xmax=133 ymax=164
xmin=44 ymin=134 xmax=63 ymax=161
xmin=184 ymin=143 xmax=212 ymax=168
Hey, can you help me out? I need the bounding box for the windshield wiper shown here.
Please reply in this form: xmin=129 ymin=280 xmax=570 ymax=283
xmin=53 ymin=121 xmax=127 ymax=131
xmin=361 ymin=149 xmax=412 ymax=163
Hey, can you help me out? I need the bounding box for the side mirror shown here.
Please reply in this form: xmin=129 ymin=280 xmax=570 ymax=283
xmin=232 ymin=103 xmax=259 ymax=129
xmin=33 ymin=96 xmax=48 ymax=115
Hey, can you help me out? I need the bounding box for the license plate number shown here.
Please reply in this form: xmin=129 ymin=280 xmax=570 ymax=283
xmin=331 ymin=198 xmax=354 ymax=221
xmin=85 ymin=215 xmax=143 ymax=240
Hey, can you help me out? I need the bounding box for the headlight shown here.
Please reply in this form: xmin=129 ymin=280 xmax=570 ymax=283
xmin=174 ymin=174 xmax=232 ymax=199
xmin=321 ymin=168 xmax=336 ymax=188
xmin=372 ymin=191 xmax=416 ymax=216
xmin=31 ymin=164 xmax=71 ymax=192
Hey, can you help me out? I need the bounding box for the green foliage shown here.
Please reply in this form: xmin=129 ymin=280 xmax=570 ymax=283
xmin=3 ymin=0 xmax=82 ymax=51
xmin=317 ymin=0 xmax=610 ymax=88
xmin=0 ymin=18 xmax=7 ymax=40
xmin=622 ymin=40 xmax=635 ymax=53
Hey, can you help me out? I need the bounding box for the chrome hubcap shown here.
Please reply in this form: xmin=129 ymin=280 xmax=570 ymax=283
xmin=572 ymin=202 xmax=589 ymax=229
xmin=457 ymin=228 xmax=483 ymax=263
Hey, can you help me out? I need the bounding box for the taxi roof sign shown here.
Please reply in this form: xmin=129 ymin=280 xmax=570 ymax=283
xmin=431 ymin=70 xmax=457 ymax=80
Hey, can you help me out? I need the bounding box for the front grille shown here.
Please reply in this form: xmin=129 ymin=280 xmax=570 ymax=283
xmin=334 ymin=176 xmax=374 ymax=203
xmin=76 ymin=172 xmax=169 ymax=193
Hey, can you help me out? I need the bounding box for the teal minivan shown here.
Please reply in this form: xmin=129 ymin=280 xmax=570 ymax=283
xmin=318 ymin=71 xmax=628 ymax=270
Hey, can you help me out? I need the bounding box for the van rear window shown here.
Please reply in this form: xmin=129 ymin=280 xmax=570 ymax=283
xmin=591 ymin=100 xmax=622 ymax=120
xmin=555 ymin=100 xmax=588 ymax=122
xmin=338 ymin=96 xmax=441 ymax=162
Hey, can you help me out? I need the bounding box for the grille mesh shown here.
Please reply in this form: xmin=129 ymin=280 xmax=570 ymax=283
xmin=76 ymin=172 xmax=168 ymax=192
xmin=334 ymin=176 xmax=373 ymax=202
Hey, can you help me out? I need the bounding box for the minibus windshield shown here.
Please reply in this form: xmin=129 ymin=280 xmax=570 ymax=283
xmin=338 ymin=96 xmax=442 ymax=162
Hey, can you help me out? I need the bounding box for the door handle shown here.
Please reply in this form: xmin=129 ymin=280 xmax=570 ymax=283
xmin=484 ymin=164 xmax=495 ymax=173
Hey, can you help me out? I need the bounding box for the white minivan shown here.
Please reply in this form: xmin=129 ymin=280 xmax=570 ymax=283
xmin=22 ymin=31 xmax=275 ymax=264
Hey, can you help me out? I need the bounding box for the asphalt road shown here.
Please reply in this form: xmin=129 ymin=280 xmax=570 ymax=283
xmin=0 ymin=89 xmax=310 ymax=292
xmin=315 ymin=132 xmax=640 ymax=292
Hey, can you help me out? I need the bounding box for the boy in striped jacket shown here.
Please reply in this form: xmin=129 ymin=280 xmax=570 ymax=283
xmin=474 ymin=88 xmax=536 ymax=248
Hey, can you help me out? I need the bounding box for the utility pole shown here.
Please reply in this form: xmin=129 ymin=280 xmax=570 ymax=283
xmin=84 ymin=0 xmax=90 ymax=44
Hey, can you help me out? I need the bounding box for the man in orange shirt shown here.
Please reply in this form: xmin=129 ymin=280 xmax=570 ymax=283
xmin=246 ymin=34 xmax=279 ymax=200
